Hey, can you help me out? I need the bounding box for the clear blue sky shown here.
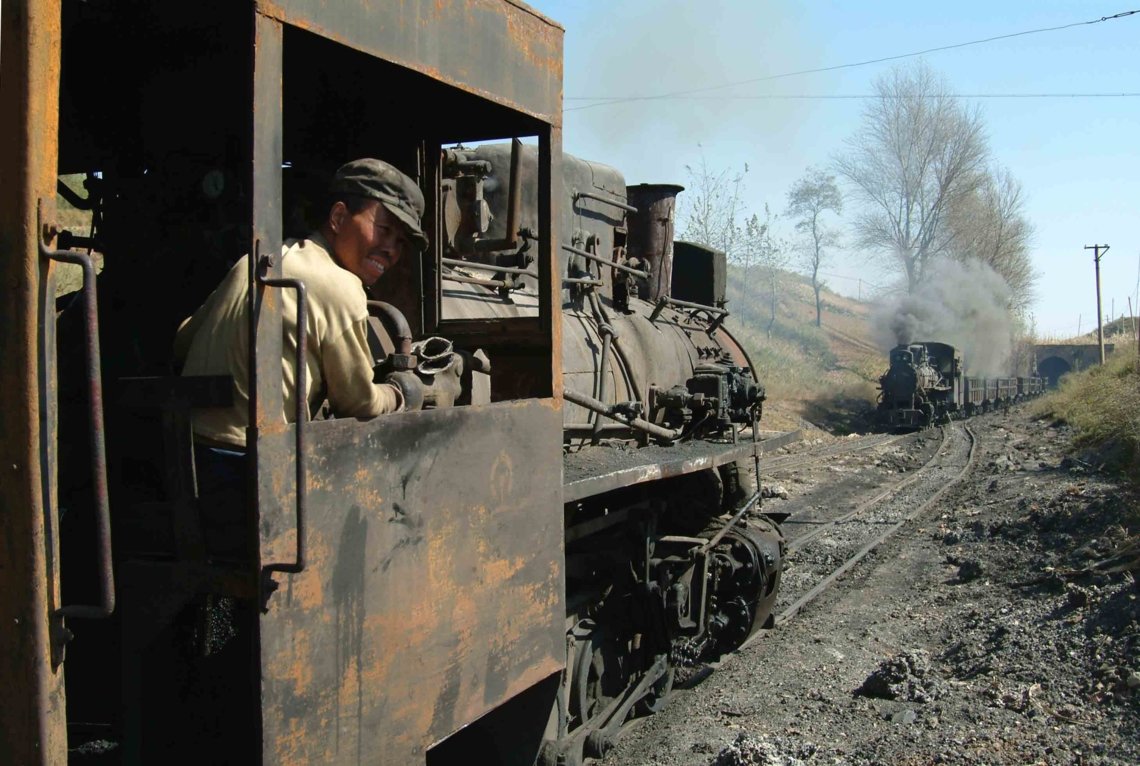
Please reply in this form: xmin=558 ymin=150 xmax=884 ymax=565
xmin=527 ymin=1 xmax=1139 ymax=339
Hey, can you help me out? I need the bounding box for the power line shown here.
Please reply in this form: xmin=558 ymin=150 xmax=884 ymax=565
xmin=571 ymin=92 xmax=1140 ymax=102
xmin=566 ymin=9 xmax=1139 ymax=112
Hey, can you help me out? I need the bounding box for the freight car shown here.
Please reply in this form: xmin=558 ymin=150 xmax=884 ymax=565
xmin=876 ymin=342 xmax=1045 ymax=431
xmin=1 ymin=2 xmax=780 ymax=765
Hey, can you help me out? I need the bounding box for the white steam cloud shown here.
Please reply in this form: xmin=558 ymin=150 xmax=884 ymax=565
xmin=872 ymin=258 xmax=1015 ymax=376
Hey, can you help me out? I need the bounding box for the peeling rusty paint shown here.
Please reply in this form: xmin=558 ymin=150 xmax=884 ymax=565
xmin=256 ymin=0 xmax=562 ymax=123
xmin=0 ymin=0 xmax=69 ymax=761
xmin=259 ymin=402 xmax=564 ymax=763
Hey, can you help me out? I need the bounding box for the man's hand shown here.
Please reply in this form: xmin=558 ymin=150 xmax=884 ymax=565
xmin=384 ymin=370 xmax=424 ymax=412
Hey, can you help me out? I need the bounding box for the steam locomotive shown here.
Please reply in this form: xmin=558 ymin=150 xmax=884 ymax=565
xmin=431 ymin=141 xmax=783 ymax=763
xmin=877 ymin=342 xmax=1045 ymax=431
xmin=2 ymin=2 xmax=780 ymax=764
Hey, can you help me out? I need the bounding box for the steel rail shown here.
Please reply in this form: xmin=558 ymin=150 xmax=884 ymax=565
xmin=783 ymin=430 xmax=951 ymax=552
xmin=597 ymin=424 xmax=978 ymax=750
xmin=763 ymin=432 xmax=908 ymax=474
xmin=761 ymin=423 xmax=978 ymax=638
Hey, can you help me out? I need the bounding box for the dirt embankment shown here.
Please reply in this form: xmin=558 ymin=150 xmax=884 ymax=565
xmin=607 ymin=407 xmax=1140 ymax=766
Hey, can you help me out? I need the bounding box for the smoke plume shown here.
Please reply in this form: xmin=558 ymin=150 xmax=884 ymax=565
xmin=872 ymin=258 xmax=1015 ymax=376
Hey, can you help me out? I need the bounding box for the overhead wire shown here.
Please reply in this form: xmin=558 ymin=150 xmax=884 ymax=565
xmin=566 ymin=9 xmax=1140 ymax=112
xmin=575 ymin=93 xmax=1140 ymax=102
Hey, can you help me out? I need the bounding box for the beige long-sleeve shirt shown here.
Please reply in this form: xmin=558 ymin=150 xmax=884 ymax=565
xmin=175 ymin=233 xmax=402 ymax=448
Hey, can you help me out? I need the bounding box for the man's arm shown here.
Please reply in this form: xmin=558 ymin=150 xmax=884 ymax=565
xmin=322 ymin=320 xmax=406 ymax=416
xmin=173 ymin=311 xmax=202 ymax=367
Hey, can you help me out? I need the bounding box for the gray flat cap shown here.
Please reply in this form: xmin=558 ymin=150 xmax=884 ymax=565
xmin=330 ymin=158 xmax=428 ymax=250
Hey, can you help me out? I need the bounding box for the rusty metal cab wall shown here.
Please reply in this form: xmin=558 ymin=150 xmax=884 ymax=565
xmin=2 ymin=1 xmax=566 ymax=764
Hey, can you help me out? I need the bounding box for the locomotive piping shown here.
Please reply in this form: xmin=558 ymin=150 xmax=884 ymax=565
xmin=366 ymin=300 xmax=413 ymax=355
xmin=587 ymin=290 xmax=616 ymax=444
xmin=563 ymin=388 xmax=680 ymax=443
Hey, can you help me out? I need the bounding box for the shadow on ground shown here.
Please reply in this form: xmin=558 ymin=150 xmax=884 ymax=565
xmin=801 ymin=394 xmax=878 ymax=435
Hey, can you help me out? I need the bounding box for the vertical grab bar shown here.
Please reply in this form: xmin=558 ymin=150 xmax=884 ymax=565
xmin=39 ymin=213 xmax=114 ymax=620
xmin=256 ymin=252 xmax=308 ymax=575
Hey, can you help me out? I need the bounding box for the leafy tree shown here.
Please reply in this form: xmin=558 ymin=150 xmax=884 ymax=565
xmin=836 ymin=62 xmax=989 ymax=293
xmin=786 ymin=168 xmax=843 ymax=327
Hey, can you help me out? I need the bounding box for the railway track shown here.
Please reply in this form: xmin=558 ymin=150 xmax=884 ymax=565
xmin=698 ymin=422 xmax=974 ymax=669
xmin=762 ymin=431 xmax=911 ymax=474
xmin=593 ymin=424 xmax=979 ymax=758
xmin=769 ymin=423 xmax=976 ymax=629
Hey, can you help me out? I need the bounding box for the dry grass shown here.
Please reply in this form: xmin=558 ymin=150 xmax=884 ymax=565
xmin=1032 ymin=347 xmax=1140 ymax=480
xmin=726 ymin=270 xmax=884 ymax=433
xmin=1039 ymin=317 xmax=1140 ymax=349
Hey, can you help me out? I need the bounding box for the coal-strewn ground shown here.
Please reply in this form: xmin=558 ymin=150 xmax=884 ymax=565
xmin=605 ymin=406 xmax=1140 ymax=765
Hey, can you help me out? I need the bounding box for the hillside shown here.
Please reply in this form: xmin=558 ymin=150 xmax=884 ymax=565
xmin=724 ymin=268 xmax=886 ymax=434
xmin=1062 ymin=316 xmax=1140 ymax=350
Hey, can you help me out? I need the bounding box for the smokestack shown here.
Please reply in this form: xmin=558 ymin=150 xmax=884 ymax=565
xmin=626 ymin=184 xmax=684 ymax=302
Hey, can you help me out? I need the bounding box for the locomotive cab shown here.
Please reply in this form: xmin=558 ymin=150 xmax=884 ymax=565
xmin=5 ymin=1 xmax=567 ymax=763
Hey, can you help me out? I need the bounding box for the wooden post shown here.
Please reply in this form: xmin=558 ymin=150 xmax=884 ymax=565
xmin=1085 ymin=244 xmax=1109 ymax=365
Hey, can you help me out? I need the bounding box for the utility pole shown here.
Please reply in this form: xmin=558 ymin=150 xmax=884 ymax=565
xmin=1130 ymin=296 xmax=1139 ymax=358
xmin=1085 ymin=244 xmax=1110 ymax=365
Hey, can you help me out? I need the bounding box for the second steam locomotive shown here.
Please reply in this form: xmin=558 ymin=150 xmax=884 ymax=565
xmin=877 ymin=341 xmax=1045 ymax=431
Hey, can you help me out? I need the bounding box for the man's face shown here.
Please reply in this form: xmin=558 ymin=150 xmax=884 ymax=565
xmin=329 ymin=199 xmax=411 ymax=286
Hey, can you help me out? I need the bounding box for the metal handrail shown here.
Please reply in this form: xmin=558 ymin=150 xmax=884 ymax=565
xmin=39 ymin=211 xmax=114 ymax=620
xmin=574 ymin=190 xmax=638 ymax=214
xmin=441 ymin=257 xmax=537 ymax=279
xmin=257 ymin=251 xmax=308 ymax=575
xmin=561 ymin=243 xmax=649 ymax=279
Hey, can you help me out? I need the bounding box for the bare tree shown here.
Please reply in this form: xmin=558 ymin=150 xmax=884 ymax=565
xmin=946 ymin=165 xmax=1036 ymax=317
xmin=835 ymin=62 xmax=989 ymax=293
xmin=744 ymin=206 xmax=788 ymax=338
xmin=678 ymin=153 xmax=756 ymax=322
xmin=786 ymin=168 xmax=843 ymax=327
xmin=679 ymin=153 xmax=749 ymax=267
